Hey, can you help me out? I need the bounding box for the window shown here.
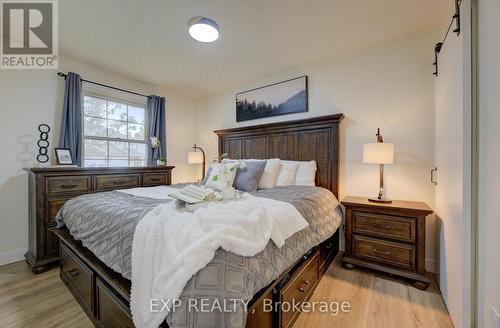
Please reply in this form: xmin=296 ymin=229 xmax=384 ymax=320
xmin=83 ymin=95 xmax=147 ymax=167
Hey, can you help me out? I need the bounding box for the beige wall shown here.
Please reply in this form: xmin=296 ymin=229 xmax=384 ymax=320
xmin=0 ymin=57 xmax=197 ymax=264
xmin=478 ymin=0 xmax=500 ymax=326
xmin=194 ymin=32 xmax=440 ymax=271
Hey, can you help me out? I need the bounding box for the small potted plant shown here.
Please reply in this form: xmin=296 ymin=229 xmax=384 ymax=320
xmin=150 ymin=136 xmax=166 ymax=166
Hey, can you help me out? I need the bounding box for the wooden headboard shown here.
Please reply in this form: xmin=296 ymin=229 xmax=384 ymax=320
xmin=214 ymin=114 xmax=344 ymax=198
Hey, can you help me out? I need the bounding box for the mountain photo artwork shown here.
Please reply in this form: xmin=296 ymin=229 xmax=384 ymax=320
xmin=236 ymin=76 xmax=308 ymax=122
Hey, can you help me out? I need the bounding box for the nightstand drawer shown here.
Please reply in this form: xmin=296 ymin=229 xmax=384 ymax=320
xmin=353 ymin=211 xmax=416 ymax=243
xmin=352 ymin=235 xmax=415 ymax=270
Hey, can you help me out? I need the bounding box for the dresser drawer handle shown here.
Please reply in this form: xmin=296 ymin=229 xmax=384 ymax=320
xmin=150 ymin=178 xmax=162 ymax=182
xmin=299 ymin=280 xmax=311 ymax=292
xmin=112 ymin=180 xmax=126 ymax=185
xmin=373 ymin=223 xmax=392 ymax=230
xmin=372 ymin=248 xmax=391 ymax=255
xmin=68 ymin=268 xmax=80 ymax=277
xmin=61 ymin=184 xmax=78 ymax=189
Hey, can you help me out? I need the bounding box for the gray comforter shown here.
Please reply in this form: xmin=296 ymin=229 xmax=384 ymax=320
xmin=56 ymin=185 xmax=341 ymax=328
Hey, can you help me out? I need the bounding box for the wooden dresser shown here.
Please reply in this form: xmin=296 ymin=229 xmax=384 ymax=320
xmin=341 ymin=196 xmax=433 ymax=290
xmin=25 ymin=166 xmax=174 ymax=273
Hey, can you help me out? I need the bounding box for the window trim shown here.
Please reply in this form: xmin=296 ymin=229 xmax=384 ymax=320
xmin=82 ymin=92 xmax=149 ymax=167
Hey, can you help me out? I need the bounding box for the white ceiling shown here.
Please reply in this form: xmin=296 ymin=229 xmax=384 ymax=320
xmin=59 ymin=0 xmax=449 ymax=98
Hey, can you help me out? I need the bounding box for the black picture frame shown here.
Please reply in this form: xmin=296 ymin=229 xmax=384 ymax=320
xmin=54 ymin=148 xmax=73 ymax=165
xmin=236 ymin=76 xmax=308 ymax=122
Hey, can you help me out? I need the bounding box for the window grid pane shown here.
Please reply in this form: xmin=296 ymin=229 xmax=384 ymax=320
xmin=83 ymin=95 xmax=148 ymax=167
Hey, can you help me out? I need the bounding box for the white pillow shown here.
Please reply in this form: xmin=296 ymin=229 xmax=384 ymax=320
xmin=282 ymin=160 xmax=317 ymax=186
xmin=204 ymin=162 xmax=239 ymax=191
xmin=275 ymin=161 xmax=299 ymax=186
xmin=258 ymin=158 xmax=281 ymax=189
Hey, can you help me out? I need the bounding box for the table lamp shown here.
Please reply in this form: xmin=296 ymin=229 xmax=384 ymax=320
xmin=188 ymin=144 xmax=206 ymax=181
xmin=363 ymin=129 xmax=394 ymax=203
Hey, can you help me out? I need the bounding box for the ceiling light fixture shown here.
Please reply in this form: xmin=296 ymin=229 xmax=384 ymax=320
xmin=188 ymin=16 xmax=219 ymax=43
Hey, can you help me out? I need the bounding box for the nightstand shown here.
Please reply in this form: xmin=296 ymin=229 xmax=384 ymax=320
xmin=341 ymin=196 xmax=433 ymax=290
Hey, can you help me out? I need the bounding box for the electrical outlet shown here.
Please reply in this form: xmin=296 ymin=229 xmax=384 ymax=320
xmin=492 ymin=307 xmax=500 ymax=328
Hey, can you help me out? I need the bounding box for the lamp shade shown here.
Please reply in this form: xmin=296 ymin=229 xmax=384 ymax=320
xmin=188 ymin=151 xmax=204 ymax=164
xmin=363 ymin=143 xmax=394 ymax=164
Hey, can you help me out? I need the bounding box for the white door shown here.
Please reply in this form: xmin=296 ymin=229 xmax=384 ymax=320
xmin=434 ymin=2 xmax=472 ymax=327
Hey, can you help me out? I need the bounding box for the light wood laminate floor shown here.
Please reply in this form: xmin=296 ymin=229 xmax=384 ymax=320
xmin=0 ymin=256 xmax=453 ymax=328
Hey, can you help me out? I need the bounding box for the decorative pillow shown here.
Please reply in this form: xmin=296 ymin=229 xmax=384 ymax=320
xmin=258 ymin=158 xmax=281 ymax=189
xmin=282 ymin=160 xmax=317 ymax=186
xmin=203 ymin=162 xmax=240 ymax=191
xmin=275 ymin=161 xmax=299 ymax=186
xmin=230 ymin=160 xmax=266 ymax=192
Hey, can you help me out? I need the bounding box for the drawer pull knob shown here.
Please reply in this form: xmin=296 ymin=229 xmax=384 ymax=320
xmin=61 ymin=184 xmax=78 ymax=189
xmin=251 ymin=309 xmax=256 ymax=314
xmin=374 ymin=223 xmax=391 ymax=230
xmin=373 ymin=248 xmax=391 ymax=255
xmin=68 ymin=268 xmax=80 ymax=277
xmin=299 ymin=281 xmax=311 ymax=292
xmin=150 ymin=178 xmax=161 ymax=182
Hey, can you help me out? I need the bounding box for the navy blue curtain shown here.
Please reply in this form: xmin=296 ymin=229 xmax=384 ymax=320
xmin=58 ymin=72 xmax=83 ymax=166
xmin=147 ymin=96 xmax=166 ymax=165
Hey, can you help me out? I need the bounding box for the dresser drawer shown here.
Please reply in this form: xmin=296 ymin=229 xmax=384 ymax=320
xmin=280 ymin=251 xmax=319 ymax=328
xmin=143 ymin=172 xmax=166 ymax=186
xmin=96 ymin=278 xmax=134 ymax=328
xmin=61 ymin=244 xmax=93 ymax=312
xmin=47 ymin=176 xmax=91 ymax=194
xmin=46 ymin=197 xmax=71 ymax=224
xmin=352 ymin=235 xmax=415 ymax=270
xmin=353 ymin=211 xmax=416 ymax=243
xmin=94 ymin=174 xmax=141 ymax=191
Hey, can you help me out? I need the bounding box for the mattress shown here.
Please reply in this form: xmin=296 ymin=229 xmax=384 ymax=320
xmin=56 ymin=185 xmax=341 ymax=328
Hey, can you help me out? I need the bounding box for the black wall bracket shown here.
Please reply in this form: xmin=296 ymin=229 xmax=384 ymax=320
xmin=433 ymin=42 xmax=443 ymax=77
xmin=453 ymin=0 xmax=461 ymax=36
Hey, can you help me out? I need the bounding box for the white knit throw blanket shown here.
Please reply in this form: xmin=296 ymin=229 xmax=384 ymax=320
xmin=130 ymin=194 xmax=308 ymax=328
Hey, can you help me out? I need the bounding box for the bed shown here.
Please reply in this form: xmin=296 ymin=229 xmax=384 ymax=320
xmin=54 ymin=113 xmax=344 ymax=328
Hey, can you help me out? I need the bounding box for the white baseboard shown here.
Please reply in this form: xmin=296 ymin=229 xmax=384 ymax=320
xmin=426 ymin=258 xmax=438 ymax=273
xmin=0 ymin=248 xmax=27 ymax=267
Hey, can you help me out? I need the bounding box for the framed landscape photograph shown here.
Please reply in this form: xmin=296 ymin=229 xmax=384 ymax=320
xmin=236 ymin=76 xmax=308 ymax=122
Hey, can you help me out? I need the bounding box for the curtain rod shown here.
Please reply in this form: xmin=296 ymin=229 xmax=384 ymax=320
xmin=57 ymin=72 xmax=150 ymax=98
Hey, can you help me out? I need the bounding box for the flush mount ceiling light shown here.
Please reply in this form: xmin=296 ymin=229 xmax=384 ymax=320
xmin=188 ymin=16 xmax=219 ymax=43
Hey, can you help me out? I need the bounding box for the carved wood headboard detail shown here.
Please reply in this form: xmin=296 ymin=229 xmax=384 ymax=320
xmin=214 ymin=114 xmax=344 ymax=198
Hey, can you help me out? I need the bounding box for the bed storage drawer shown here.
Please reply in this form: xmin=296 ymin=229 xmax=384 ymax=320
xmin=46 ymin=176 xmax=91 ymax=194
xmin=353 ymin=211 xmax=416 ymax=243
xmin=143 ymin=172 xmax=166 ymax=186
xmin=352 ymin=235 xmax=415 ymax=270
xmin=94 ymin=174 xmax=141 ymax=191
xmin=279 ymin=250 xmax=319 ymax=328
xmin=96 ymin=278 xmax=134 ymax=328
xmin=245 ymin=288 xmax=273 ymax=328
xmin=61 ymin=243 xmax=93 ymax=312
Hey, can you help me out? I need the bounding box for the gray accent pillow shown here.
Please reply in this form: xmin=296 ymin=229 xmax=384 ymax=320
xmin=231 ymin=160 xmax=267 ymax=192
